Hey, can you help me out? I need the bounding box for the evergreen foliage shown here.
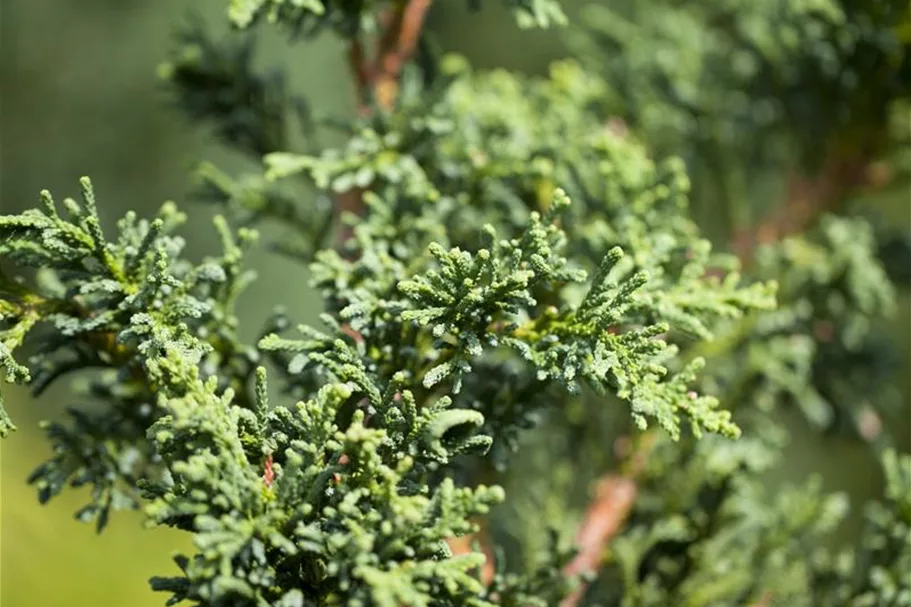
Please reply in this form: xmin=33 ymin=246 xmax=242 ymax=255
xmin=566 ymin=0 xmax=910 ymax=211
xmin=2 ymin=0 xmax=909 ymax=605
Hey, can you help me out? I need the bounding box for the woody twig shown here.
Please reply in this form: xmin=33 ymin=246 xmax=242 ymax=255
xmin=557 ymin=432 xmax=656 ymax=607
xmin=732 ymin=140 xmax=891 ymax=264
xmin=338 ymin=0 xmax=433 ymax=248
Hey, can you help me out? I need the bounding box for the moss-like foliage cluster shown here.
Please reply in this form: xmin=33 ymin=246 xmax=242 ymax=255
xmin=2 ymin=0 xmax=909 ymax=605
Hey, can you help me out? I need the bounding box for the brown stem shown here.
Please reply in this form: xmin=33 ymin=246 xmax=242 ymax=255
xmin=560 ymin=477 xmax=637 ymax=607
xmin=338 ymin=0 xmax=433 ymax=249
xmin=447 ymin=529 xmax=496 ymax=586
xmin=346 ymin=1 xmax=432 ymax=113
xmin=373 ymin=0 xmax=432 ymax=108
xmin=348 ymin=36 xmax=373 ymax=116
xmin=335 ymin=187 xmax=367 ymax=254
xmin=749 ymin=592 xmax=773 ymax=607
xmin=731 ymin=142 xmax=889 ymax=264
xmin=558 ymin=432 xmax=656 ymax=607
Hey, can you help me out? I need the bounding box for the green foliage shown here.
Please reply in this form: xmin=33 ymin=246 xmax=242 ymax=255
xmin=567 ymin=0 xmax=910 ymax=159
xmin=690 ymin=214 xmax=901 ymax=436
xmin=145 ymin=373 xmax=505 ymax=606
xmin=3 ymin=0 xmax=910 ymax=605
xmin=566 ymin=0 xmax=911 ymax=234
xmin=851 ymin=450 xmax=911 ymax=604
xmin=596 ymin=431 xmax=851 ymax=606
xmin=160 ymin=18 xmax=295 ymax=157
xmin=0 ymin=177 xmax=258 ymax=528
xmin=813 ymin=450 xmax=911 ymax=605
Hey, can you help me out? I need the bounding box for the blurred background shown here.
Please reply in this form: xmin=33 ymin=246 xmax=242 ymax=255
xmin=1 ymin=1 xmax=908 ymax=605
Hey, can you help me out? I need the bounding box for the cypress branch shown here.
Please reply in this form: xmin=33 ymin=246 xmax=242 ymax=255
xmin=3 ymin=0 xmax=909 ymax=604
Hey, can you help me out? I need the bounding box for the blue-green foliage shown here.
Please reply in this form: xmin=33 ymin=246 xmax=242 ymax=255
xmin=0 ymin=177 xmax=258 ymax=528
xmin=146 ymin=373 xmax=505 ymax=606
xmin=2 ymin=0 xmax=909 ymax=605
xmin=0 ymin=182 xmax=505 ymax=605
xmin=689 ymin=215 xmax=901 ymax=436
xmin=161 ymin=18 xmax=293 ymax=157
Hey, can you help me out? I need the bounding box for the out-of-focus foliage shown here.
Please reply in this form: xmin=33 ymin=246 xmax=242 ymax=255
xmin=567 ymin=0 xmax=910 ymax=164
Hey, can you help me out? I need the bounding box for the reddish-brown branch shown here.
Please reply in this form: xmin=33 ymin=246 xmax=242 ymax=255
xmin=346 ymin=0 xmax=432 ymax=113
xmin=732 ymin=144 xmax=890 ymax=263
xmin=558 ymin=434 xmax=656 ymax=607
xmin=335 ymin=187 xmax=367 ymax=253
xmin=348 ymin=37 xmax=373 ymax=116
xmin=750 ymin=592 xmax=773 ymax=607
xmin=262 ymin=453 xmax=275 ymax=488
xmin=338 ymin=0 xmax=433 ymax=249
xmin=447 ymin=529 xmax=497 ymax=586
xmin=373 ymin=0 xmax=432 ymax=108
xmin=560 ymin=477 xmax=637 ymax=607
xmin=346 ymin=0 xmax=432 ymax=116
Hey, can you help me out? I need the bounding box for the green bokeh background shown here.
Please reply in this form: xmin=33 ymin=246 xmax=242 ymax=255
xmin=1 ymin=2 xmax=908 ymax=605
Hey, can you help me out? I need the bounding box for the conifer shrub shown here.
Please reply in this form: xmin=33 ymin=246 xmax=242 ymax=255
xmin=1 ymin=1 xmax=909 ymax=605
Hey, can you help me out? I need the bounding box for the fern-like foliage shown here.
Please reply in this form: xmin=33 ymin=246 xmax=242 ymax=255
xmin=3 ymin=0 xmax=910 ymax=605
xmin=0 ymin=178 xmax=258 ymax=528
